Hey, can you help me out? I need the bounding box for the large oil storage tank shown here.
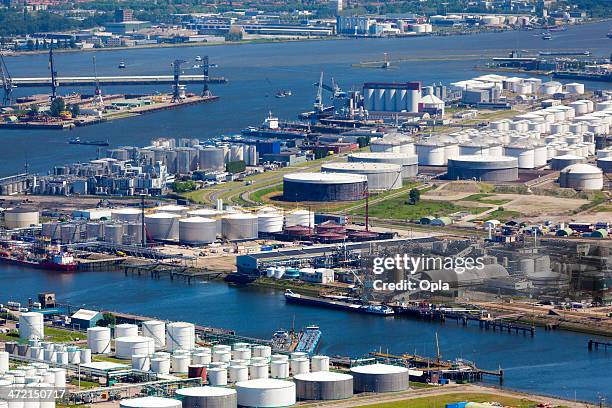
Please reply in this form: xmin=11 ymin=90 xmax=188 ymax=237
xmin=565 ymin=83 xmax=585 ymax=95
xmin=114 ymin=336 xmax=155 ymax=359
xmin=120 ymin=397 xmax=181 ymax=408
xmin=19 ymin=312 xmax=44 ymax=340
xmin=142 ymin=320 xmax=166 ymax=349
xmin=415 ymin=141 xmax=446 ymax=166
xmin=558 ymin=164 xmax=603 ymax=191
xmin=176 ymin=386 xmax=237 ymax=408
xmin=145 ymin=213 xmax=180 ymax=241
xmin=86 ymin=222 xmax=105 ymax=240
xmin=447 ymin=155 xmax=518 ymax=182
xmin=221 ymin=214 xmax=258 ymax=241
xmin=60 ymin=223 xmax=80 ymax=244
xmin=166 ymin=322 xmax=195 ymax=352
xmin=597 ymin=157 xmax=612 ymax=173
xmin=178 ymin=217 xmax=217 ymax=244
xmin=199 ymin=148 xmax=225 ymax=171
xmin=87 ymin=327 xmax=111 ymax=354
xmin=504 ymin=144 xmax=536 ymax=169
xmin=283 ymin=173 xmax=367 ymax=202
xmin=257 ymin=212 xmax=284 ymax=234
xmin=294 ymin=372 xmax=353 ymax=401
xmin=235 ymin=379 xmax=296 ymax=408
xmin=550 ymin=154 xmax=585 ymax=170
xmin=348 ymin=152 xmax=418 ymax=178
xmin=540 ymin=81 xmax=562 ymax=95
xmin=104 ymin=224 xmax=124 ymax=244
xmin=42 ymin=222 xmax=61 ymax=240
xmin=4 ymin=208 xmax=39 ymax=229
xmin=111 ymin=208 xmax=142 ymax=222
xmin=321 ymin=162 xmax=402 ymax=191
xmin=350 ymin=364 xmax=409 ymax=393
xmin=115 ymin=324 xmax=139 ymax=338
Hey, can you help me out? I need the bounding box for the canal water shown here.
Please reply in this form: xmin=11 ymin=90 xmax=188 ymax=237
xmin=0 ymin=264 xmax=610 ymax=402
xmin=1 ymin=20 xmax=612 ymax=176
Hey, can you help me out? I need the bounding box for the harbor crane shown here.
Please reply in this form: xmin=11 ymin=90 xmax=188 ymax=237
xmin=201 ymin=56 xmax=215 ymax=97
xmin=314 ymin=76 xmax=346 ymax=99
xmin=314 ymin=72 xmax=324 ymax=113
xmin=48 ymin=45 xmax=58 ymax=100
xmin=171 ymin=59 xmax=187 ymax=102
xmin=0 ymin=53 xmax=14 ymax=106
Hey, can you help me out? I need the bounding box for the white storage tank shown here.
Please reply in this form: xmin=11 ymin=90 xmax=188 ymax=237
xmin=171 ymin=355 xmax=191 ymax=374
xmin=176 ymin=386 xmax=237 ymax=408
xmin=416 ymin=141 xmax=446 ymax=166
xmin=558 ymin=164 xmax=603 ymax=191
xmin=235 ymin=379 xmax=296 ymax=408
xmin=257 ymin=212 xmax=284 ymax=234
xmin=142 ymin=320 xmax=166 ymax=349
xmin=270 ymin=361 xmax=289 ymax=379
xmin=87 ymin=327 xmax=111 ymax=354
xmin=115 ymin=324 xmax=138 ymax=338
xmin=311 ymin=355 xmax=330 ymax=372
xmin=290 ymin=358 xmax=310 ymax=375
xmin=249 ymin=363 xmax=269 ymax=379
xmin=284 ymin=210 xmax=315 ymax=228
xmin=294 ymin=371 xmax=353 ymax=401
xmin=504 ymin=145 xmax=536 ymax=169
xmin=19 ymin=312 xmax=44 ymax=340
xmin=166 ymin=322 xmax=195 ymax=352
xmin=4 ymin=208 xmax=39 ymax=229
xmin=540 ymin=81 xmax=562 ymax=95
xmin=221 ymin=214 xmax=258 ymax=241
xmin=120 ymin=397 xmax=181 ymax=408
xmin=350 ymin=364 xmax=409 ymax=393
xmin=564 ymin=83 xmax=585 ymax=94
xmin=151 ymin=358 xmax=171 ymax=375
xmin=114 ymin=336 xmax=155 ymax=359
xmin=132 ymin=354 xmax=151 ymax=371
xmin=145 ymin=213 xmax=180 ymax=241
xmin=111 ymin=208 xmax=142 ymax=222
xmin=321 ymin=162 xmax=403 ymax=191
xmin=207 ymin=368 xmax=228 ymax=386
xmin=550 ymin=155 xmax=585 ymax=170
xmin=156 ymin=205 xmax=189 ymax=216
xmin=178 ymin=217 xmax=216 ymax=244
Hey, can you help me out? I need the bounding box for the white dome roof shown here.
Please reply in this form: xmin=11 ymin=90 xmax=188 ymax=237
xmin=561 ymin=163 xmax=602 ymax=174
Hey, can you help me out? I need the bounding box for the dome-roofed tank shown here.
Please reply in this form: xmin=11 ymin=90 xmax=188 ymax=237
xmin=558 ymin=163 xmax=603 ymax=191
xmin=350 ymin=364 xmax=409 ymax=393
xmin=221 ymin=213 xmax=258 ymax=241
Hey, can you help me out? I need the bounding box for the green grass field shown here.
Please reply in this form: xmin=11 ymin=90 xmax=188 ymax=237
xmin=461 ymin=194 xmax=510 ymax=206
xmin=477 ymin=208 xmax=521 ymax=222
xmin=355 ymin=392 xmax=540 ymax=408
xmin=351 ymin=196 xmax=482 ymax=221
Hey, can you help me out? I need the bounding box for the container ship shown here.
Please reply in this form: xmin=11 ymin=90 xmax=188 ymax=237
xmin=272 ymin=324 xmax=322 ymax=355
xmin=284 ymin=289 xmax=394 ymax=315
xmin=0 ymin=242 xmax=78 ymax=271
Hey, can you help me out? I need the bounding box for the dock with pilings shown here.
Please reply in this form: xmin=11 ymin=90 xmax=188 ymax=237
xmin=588 ymin=339 xmax=611 ymax=351
xmin=394 ymin=306 xmax=535 ymax=336
xmin=123 ymin=262 xmax=227 ymax=283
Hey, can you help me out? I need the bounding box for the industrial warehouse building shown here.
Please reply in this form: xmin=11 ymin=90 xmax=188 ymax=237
xmin=348 ymin=152 xmax=418 ymax=178
xmin=447 ymin=155 xmax=519 ymax=182
xmin=283 ymin=173 xmax=367 ymax=202
xmin=321 ymin=162 xmax=403 ymax=191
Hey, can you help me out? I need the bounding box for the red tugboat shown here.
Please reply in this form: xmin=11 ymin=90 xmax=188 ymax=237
xmin=0 ymin=240 xmax=78 ymax=271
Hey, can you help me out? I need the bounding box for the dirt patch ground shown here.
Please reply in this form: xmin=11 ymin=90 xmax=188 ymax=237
xmin=502 ymin=194 xmax=588 ymax=218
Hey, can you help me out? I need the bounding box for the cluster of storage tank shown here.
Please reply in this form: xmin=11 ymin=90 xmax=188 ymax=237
xmin=0 ymin=350 xmax=68 ymax=408
xmin=137 ymin=138 xmax=258 ymax=174
xmin=116 ymin=359 xmax=411 ymax=408
xmin=451 ymin=75 xmax=585 ymax=97
xmin=4 ymin=338 xmax=91 ymax=367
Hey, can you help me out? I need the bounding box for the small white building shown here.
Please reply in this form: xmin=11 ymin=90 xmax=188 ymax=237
xmin=299 ymin=268 xmax=335 ymax=284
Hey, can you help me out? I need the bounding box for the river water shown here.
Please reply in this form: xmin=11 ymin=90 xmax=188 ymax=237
xmin=0 ymin=264 xmax=610 ymax=402
xmin=1 ymin=21 xmax=611 ymax=176
xmin=1 ymin=22 xmax=611 ymax=402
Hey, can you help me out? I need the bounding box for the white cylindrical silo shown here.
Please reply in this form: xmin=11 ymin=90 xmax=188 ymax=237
xmin=120 ymin=397 xmax=181 ymax=408
xmin=114 ymin=336 xmax=155 ymax=359
xmin=221 ymin=214 xmax=258 ymax=241
xmin=235 ymin=379 xmax=296 ymax=408
xmin=0 ymin=352 xmax=8 ymax=373
xmin=270 ymin=360 xmax=290 ymax=379
xmin=178 ymin=217 xmax=217 ymax=244
xmin=171 ymin=354 xmax=191 ymax=374
xmin=87 ymin=327 xmax=111 ymax=354
xmin=115 ymin=324 xmax=139 ymax=338
xmin=192 ymin=352 xmax=212 ymax=365
xmin=257 ymin=212 xmax=284 ymax=234
xmin=19 ymin=313 xmax=44 ymax=340
xmin=150 ymin=358 xmax=170 ymax=375
xmin=252 ymin=345 xmax=272 ymax=359
xmin=142 ymin=320 xmax=166 ymax=350
xmin=80 ymin=349 xmax=92 ymax=364
xmin=132 ymin=354 xmax=151 ymax=371
xmin=249 ymin=363 xmax=269 ymax=380
xmin=207 ymin=368 xmax=228 ymax=386
xmin=311 ymin=355 xmax=330 ymax=372
xmin=290 ymin=358 xmax=310 ymax=375
xmin=144 ymin=213 xmax=180 ymax=241
xmin=229 ymin=365 xmax=249 ymax=383
xmin=166 ymin=322 xmax=195 ymax=352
